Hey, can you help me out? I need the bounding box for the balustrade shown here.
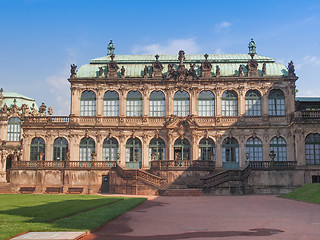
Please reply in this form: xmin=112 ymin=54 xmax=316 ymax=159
xmin=249 ymin=161 xmax=297 ymax=170
xmin=151 ymin=160 xmax=214 ymax=170
xmin=12 ymin=161 xmax=117 ymax=169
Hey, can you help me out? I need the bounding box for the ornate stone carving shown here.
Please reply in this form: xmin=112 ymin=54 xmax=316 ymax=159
xmin=107 ymin=54 xmax=119 ymax=78
xmin=107 ymin=40 xmax=115 ymax=56
xmin=39 ymin=103 xmax=46 ymax=116
xmin=216 ymin=65 xmax=220 ymax=77
xmin=262 ymin=63 xmax=266 ymax=76
xmin=188 ymin=64 xmax=198 ymax=80
xmin=247 ymin=58 xmax=258 ymax=77
xmin=143 ymin=65 xmax=149 ymax=78
xmin=70 ymin=64 xmax=77 ymax=78
xmin=98 ymin=67 xmax=103 ymax=78
xmin=239 ymin=65 xmax=244 ymax=77
xmin=120 ymin=66 xmax=125 ymax=78
xmin=248 ymin=38 xmax=256 ymax=56
xmin=152 ymin=54 xmax=163 ymax=78
xmin=201 ymin=54 xmax=212 ymax=78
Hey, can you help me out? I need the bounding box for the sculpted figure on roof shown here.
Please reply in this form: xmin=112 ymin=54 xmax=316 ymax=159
xmin=70 ymin=64 xmax=77 ymax=78
xmin=107 ymin=40 xmax=115 ymax=56
xmin=288 ymin=61 xmax=295 ymax=76
xmin=201 ymin=54 xmax=212 ymax=78
xmin=248 ymin=38 xmax=256 ymax=56
xmin=152 ymin=54 xmax=163 ymax=78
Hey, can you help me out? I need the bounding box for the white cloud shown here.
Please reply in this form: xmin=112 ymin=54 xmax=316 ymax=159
xmin=132 ymin=38 xmax=201 ymax=55
xmin=215 ymin=21 xmax=232 ymax=32
xmin=303 ymin=56 xmax=320 ymax=66
xmin=45 ymin=65 xmax=70 ymax=115
xmin=214 ymin=48 xmax=223 ymax=54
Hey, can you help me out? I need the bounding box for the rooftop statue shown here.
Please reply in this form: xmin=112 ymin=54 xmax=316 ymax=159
xmin=248 ymin=38 xmax=256 ymax=57
xmin=107 ymin=40 xmax=115 ymax=56
xmin=178 ymin=50 xmax=185 ymax=65
xmin=70 ymin=64 xmax=77 ymax=78
xmin=288 ymin=61 xmax=295 ymax=76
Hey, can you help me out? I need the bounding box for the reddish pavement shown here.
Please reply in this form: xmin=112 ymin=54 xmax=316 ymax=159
xmin=82 ymin=195 xmax=320 ymax=240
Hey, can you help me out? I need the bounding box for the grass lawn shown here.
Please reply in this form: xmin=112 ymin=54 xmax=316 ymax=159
xmin=0 ymin=194 xmax=146 ymax=240
xmin=280 ymin=183 xmax=320 ymax=204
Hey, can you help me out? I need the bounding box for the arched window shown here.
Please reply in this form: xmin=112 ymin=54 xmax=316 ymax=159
xmin=199 ymin=138 xmax=215 ymax=161
xmin=149 ymin=138 xmax=166 ymax=161
xmin=198 ymin=91 xmax=215 ymax=116
xmin=268 ymin=89 xmax=285 ymax=116
xmin=305 ymin=133 xmax=320 ymax=165
xmin=126 ymin=138 xmax=142 ymax=169
xmin=53 ymin=137 xmax=68 ymax=161
xmin=174 ymin=138 xmax=190 ymax=160
xmin=7 ymin=117 xmax=21 ymax=141
xmin=222 ymin=91 xmax=238 ymax=116
xmin=102 ymin=137 xmax=119 ymax=161
xmin=246 ymin=137 xmax=263 ymax=161
xmin=270 ymin=137 xmax=287 ymax=161
xmin=245 ymin=90 xmax=261 ymax=116
xmin=79 ymin=137 xmax=95 ymax=161
xmin=80 ymin=91 xmax=96 ymax=116
xmin=174 ymin=91 xmax=190 ymax=117
xmin=149 ymin=91 xmax=165 ymax=117
xmin=222 ymin=137 xmax=239 ymax=169
xmin=126 ymin=91 xmax=142 ymax=117
xmin=30 ymin=137 xmax=45 ymax=161
xmin=103 ymin=91 xmax=119 ymax=116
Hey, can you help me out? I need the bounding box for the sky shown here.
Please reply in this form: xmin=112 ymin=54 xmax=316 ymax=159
xmin=0 ymin=0 xmax=319 ymax=115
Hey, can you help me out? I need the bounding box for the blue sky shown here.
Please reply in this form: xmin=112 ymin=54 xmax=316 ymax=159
xmin=0 ymin=0 xmax=319 ymax=115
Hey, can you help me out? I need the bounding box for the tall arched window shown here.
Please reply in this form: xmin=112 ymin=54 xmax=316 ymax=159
xmin=30 ymin=137 xmax=45 ymax=161
xmin=268 ymin=89 xmax=285 ymax=116
xmin=53 ymin=137 xmax=68 ymax=161
xmin=80 ymin=91 xmax=96 ymax=116
xmin=149 ymin=138 xmax=166 ymax=161
xmin=149 ymin=91 xmax=165 ymax=117
xmin=270 ymin=137 xmax=287 ymax=161
xmin=222 ymin=90 xmax=238 ymax=116
xmin=102 ymin=137 xmax=119 ymax=161
xmin=198 ymin=91 xmax=215 ymax=116
xmin=7 ymin=117 xmax=21 ymax=141
xmin=79 ymin=137 xmax=95 ymax=161
xmin=174 ymin=91 xmax=190 ymax=117
xmin=126 ymin=138 xmax=142 ymax=169
xmin=245 ymin=90 xmax=261 ymax=116
xmin=103 ymin=91 xmax=119 ymax=116
xmin=222 ymin=137 xmax=239 ymax=169
xmin=174 ymin=138 xmax=190 ymax=160
xmin=305 ymin=133 xmax=320 ymax=165
xmin=126 ymin=91 xmax=142 ymax=117
xmin=246 ymin=137 xmax=263 ymax=161
xmin=199 ymin=138 xmax=215 ymax=161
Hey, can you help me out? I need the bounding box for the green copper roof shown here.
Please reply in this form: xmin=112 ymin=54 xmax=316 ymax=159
xmin=1 ymin=92 xmax=38 ymax=109
xmin=76 ymin=54 xmax=288 ymax=78
xmin=296 ymin=97 xmax=320 ymax=102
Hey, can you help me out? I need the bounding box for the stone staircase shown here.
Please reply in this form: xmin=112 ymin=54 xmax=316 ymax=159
xmin=0 ymin=183 xmax=12 ymax=193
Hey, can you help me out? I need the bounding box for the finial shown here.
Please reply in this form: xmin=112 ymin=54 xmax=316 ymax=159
xmin=155 ymin=54 xmax=159 ymax=61
xmin=204 ymin=53 xmax=209 ymax=60
xmin=107 ymin=40 xmax=115 ymax=56
xmin=110 ymin=54 xmax=115 ymax=61
xmin=248 ymin=38 xmax=256 ymax=58
xmin=13 ymin=99 xmax=17 ymax=105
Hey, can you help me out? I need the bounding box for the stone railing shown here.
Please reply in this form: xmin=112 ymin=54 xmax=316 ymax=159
xmin=151 ymin=160 xmax=215 ymax=170
xmin=23 ymin=116 xmax=70 ymax=124
xmin=202 ymin=164 xmax=251 ymax=188
xmin=301 ymin=110 xmax=320 ymax=119
xmin=249 ymin=161 xmax=297 ymax=170
xmin=12 ymin=161 xmax=117 ymax=169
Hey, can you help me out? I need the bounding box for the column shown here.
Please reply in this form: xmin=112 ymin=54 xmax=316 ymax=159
xmin=191 ymin=134 xmax=198 ymax=161
xmin=45 ymin=136 xmax=53 ymax=161
xmin=142 ymin=92 xmax=149 ymax=117
xmin=215 ymin=139 xmax=222 ymax=168
xmin=262 ymin=136 xmax=270 ymax=161
xmin=190 ymin=90 xmax=197 ymax=116
xmin=295 ymin=132 xmax=306 ymax=166
xmin=70 ymin=88 xmax=81 ymax=116
xmin=96 ymin=90 xmax=103 ymax=117
xmin=119 ymin=138 xmax=126 ymax=167
xmin=238 ymin=91 xmax=246 ymax=116
xmin=261 ymin=94 xmax=268 ymax=116
xmin=286 ymin=134 xmax=294 ymax=162
xmin=119 ymin=91 xmax=126 ymax=117
xmin=95 ymin=137 xmax=103 ymax=161
xmin=166 ymin=90 xmax=174 ymax=116
xmin=215 ymin=90 xmax=222 ymax=117
xmin=142 ymin=139 xmax=149 ymax=169
xmin=239 ymin=141 xmax=246 ymax=168
xmin=23 ymin=136 xmax=31 ymax=161
xmin=167 ymin=135 xmax=174 ymax=160
xmin=70 ymin=136 xmax=79 ymax=161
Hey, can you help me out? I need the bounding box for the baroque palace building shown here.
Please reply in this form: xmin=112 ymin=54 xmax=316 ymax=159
xmin=0 ymin=39 xmax=319 ymax=195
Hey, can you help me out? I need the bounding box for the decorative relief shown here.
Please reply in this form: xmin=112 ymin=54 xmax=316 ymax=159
xmin=152 ymin=54 xmax=163 ymax=78
xmin=200 ymin=54 xmax=212 ymax=79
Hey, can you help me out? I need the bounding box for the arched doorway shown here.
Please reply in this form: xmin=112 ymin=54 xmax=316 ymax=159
xmin=6 ymin=155 xmax=13 ymax=183
xmin=174 ymin=138 xmax=190 ymax=160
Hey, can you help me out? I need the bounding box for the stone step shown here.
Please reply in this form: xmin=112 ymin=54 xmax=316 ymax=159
xmin=0 ymin=183 xmax=12 ymax=193
xmin=161 ymin=188 xmax=203 ymax=197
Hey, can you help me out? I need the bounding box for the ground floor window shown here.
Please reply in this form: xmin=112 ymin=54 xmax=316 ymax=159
xmin=222 ymin=137 xmax=239 ymax=163
xmin=102 ymin=137 xmax=119 ymax=161
xmin=126 ymin=138 xmax=142 ymax=162
xmin=79 ymin=137 xmax=95 ymax=161
xmin=199 ymin=138 xmax=215 ymax=161
xmin=174 ymin=138 xmax=190 ymax=160
xmin=270 ymin=137 xmax=287 ymax=161
xmin=30 ymin=137 xmax=45 ymax=161
xmin=246 ymin=137 xmax=263 ymax=161
xmin=305 ymin=133 xmax=320 ymax=165
xmin=149 ymin=138 xmax=166 ymax=161
xmin=53 ymin=137 xmax=68 ymax=161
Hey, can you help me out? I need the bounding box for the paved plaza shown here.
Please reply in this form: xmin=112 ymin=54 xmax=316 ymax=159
xmin=82 ymin=195 xmax=320 ymax=240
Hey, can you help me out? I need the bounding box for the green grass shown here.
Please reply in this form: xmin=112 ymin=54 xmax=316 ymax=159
xmin=0 ymin=194 xmax=146 ymax=240
xmin=280 ymin=183 xmax=320 ymax=204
